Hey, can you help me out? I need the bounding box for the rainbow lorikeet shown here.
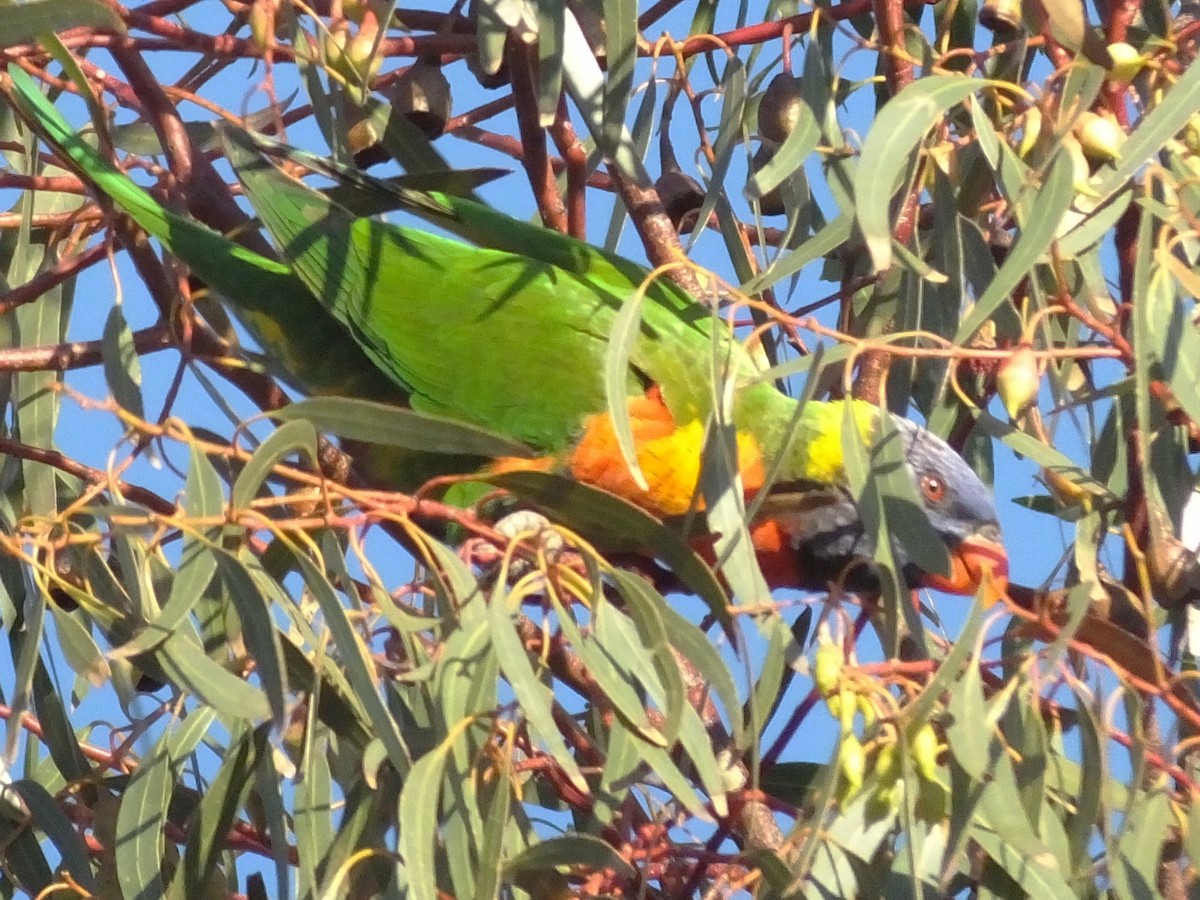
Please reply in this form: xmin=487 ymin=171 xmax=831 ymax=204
xmin=7 ymin=70 xmax=1006 ymax=602
xmin=224 ymin=139 xmax=1007 ymax=603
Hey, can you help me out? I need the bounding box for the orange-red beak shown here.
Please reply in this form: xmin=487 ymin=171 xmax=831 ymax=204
xmin=921 ymin=534 xmax=1009 ymax=606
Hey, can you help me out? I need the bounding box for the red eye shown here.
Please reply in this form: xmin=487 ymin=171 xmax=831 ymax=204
xmin=921 ymin=474 xmax=945 ymax=503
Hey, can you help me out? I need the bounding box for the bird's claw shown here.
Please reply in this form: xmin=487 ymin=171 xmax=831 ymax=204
xmin=489 ymin=510 xmax=567 ymax=584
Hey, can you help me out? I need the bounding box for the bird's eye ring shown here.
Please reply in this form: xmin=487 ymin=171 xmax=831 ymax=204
xmin=920 ymin=474 xmax=946 ymax=503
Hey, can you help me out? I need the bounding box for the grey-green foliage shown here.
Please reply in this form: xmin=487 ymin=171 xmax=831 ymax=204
xmin=1 ymin=0 xmax=1200 ymax=896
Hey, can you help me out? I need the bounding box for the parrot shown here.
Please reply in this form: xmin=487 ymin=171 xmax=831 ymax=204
xmin=220 ymin=135 xmax=1008 ymax=603
xmin=5 ymin=72 xmax=1007 ymax=603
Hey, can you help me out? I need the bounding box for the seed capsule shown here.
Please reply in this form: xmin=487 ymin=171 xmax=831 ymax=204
xmin=655 ymin=169 xmax=706 ymax=231
xmin=980 ymin=0 xmax=1023 ymax=33
xmin=759 ymin=73 xmax=803 ymax=144
xmin=391 ymin=58 xmax=453 ymax=139
xmin=346 ymin=106 xmax=386 ymax=167
xmin=750 ymin=142 xmax=786 ymax=217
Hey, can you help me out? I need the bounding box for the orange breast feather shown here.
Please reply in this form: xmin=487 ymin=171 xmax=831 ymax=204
xmin=568 ymin=392 xmax=764 ymax=517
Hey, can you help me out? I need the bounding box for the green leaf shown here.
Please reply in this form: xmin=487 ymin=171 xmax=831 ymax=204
xmin=115 ymin=446 xmax=221 ymax=658
xmin=101 ymin=303 xmax=144 ymax=421
xmin=704 ymin=443 xmax=769 ymax=607
xmin=973 ymin=411 xmax=1112 ymax=503
xmin=604 ymin=287 xmax=650 ymax=491
xmin=687 ymin=58 xmax=746 ymax=246
xmin=295 ymin=726 xmax=335 ymax=897
xmin=1056 ymin=187 xmax=1134 ymax=257
xmin=972 ymin=822 xmax=1074 ymax=897
xmin=746 ymin=613 xmax=795 ymax=743
xmin=398 ymin=732 xmax=456 ymax=900
xmin=30 ymin=660 xmax=90 ymax=783
xmin=231 ymin=418 xmax=318 ymax=511
xmin=955 ymin=147 xmax=1077 ymax=342
xmin=487 ymin=579 xmax=588 ymax=792
xmin=745 ymin=89 xmax=820 ymax=201
xmin=7 ymin=579 xmax=46 ymax=759
xmin=1112 ymin=781 xmax=1172 ymax=898
xmin=11 ymin=236 xmax=64 ymax=520
xmin=11 ymin=779 xmax=96 ymax=891
xmin=167 ymin=726 xmax=269 ymax=900
xmin=857 ymin=76 xmax=982 ymax=271
xmin=601 ymin=0 xmax=636 ymax=142
xmin=214 ymin=549 xmax=288 ymax=726
xmin=252 ymin=748 xmax=292 ymax=898
xmin=0 ymin=811 xmax=53 ymax=894
xmin=0 ymin=0 xmax=122 ymax=45
xmin=46 ymin=603 xmax=109 ymax=686
xmin=658 ymin=599 xmax=744 ymax=741
xmin=154 ymin=630 xmax=272 ymax=721
xmin=610 ymin=570 xmax=685 ymax=744
xmin=559 ymin=5 xmax=648 ymax=184
xmin=873 ymin=412 xmax=952 ymax=578
xmin=274 ymin=396 xmax=530 ymax=458
xmin=1065 ymin=686 xmax=1104 ymax=870
xmin=586 ymin=593 xmax=671 ymax=746
xmin=945 ymin=632 xmax=991 ymax=779
xmin=290 ymin=547 xmax=412 ymax=771
xmin=903 ymin=597 xmax=988 ymax=727
xmin=475 ymin=757 xmax=513 ymax=900
xmin=1023 ymin=0 xmax=1112 ymax=67
xmin=840 ymin=401 xmax=909 ymax=650
xmin=116 ymin=714 xmax=212 ymax=900
xmin=1141 ymin=262 xmax=1200 ymax=429
xmin=505 ymin=834 xmax=636 ymax=882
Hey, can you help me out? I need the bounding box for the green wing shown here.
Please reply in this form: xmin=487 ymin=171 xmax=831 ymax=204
xmin=5 ymin=67 xmax=404 ymax=407
xmin=228 ymin=136 xmax=760 ymax=452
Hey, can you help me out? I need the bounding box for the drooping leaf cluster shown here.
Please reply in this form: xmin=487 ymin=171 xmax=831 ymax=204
xmin=0 ymin=0 xmax=1197 ymax=897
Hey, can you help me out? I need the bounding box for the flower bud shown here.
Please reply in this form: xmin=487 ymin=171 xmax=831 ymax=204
xmin=346 ymin=107 xmax=386 ymax=167
xmin=910 ymin=723 xmax=940 ymax=782
xmin=1184 ymin=115 xmax=1200 ymax=155
xmin=837 ymin=733 xmax=866 ymax=802
xmin=1018 ymin=106 xmax=1042 ymax=159
xmin=856 ymin=694 xmax=877 ymax=727
xmin=323 ymin=26 xmax=348 ymax=67
xmin=996 ymin=344 xmax=1040 ymax=419
xmin=1106 ymin=42 xmax=1147 ymax=84
xmin=248 ymin=0 xmax=275 ymax=54
xmin=837 ymin=687 xmax=857 ymax=734
xmin=813 ymin=642 xmax=843 ymax=698
xmin=874 ymin=738 xmax=901 ymax=782
xmin=1075 ymin=111 xmax=1125 ymax=163
xmin=1061 ymin=135 xmax=1096 ymax=195
xmin=345 ymin=29 xmax=381 ymax=80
